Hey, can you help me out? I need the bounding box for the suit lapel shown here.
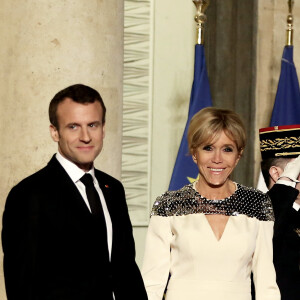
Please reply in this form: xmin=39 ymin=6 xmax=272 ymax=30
xmin=97 ymin=177 xmax=115 ymax=221
xmin=47 ymin=156 xmax=92 ymax=217
xmin=95 ymin=171 xmax=120 ymax=257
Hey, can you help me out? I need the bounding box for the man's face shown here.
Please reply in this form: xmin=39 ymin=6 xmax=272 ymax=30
xmin=50 ymin=98 xmax=105 ymax=171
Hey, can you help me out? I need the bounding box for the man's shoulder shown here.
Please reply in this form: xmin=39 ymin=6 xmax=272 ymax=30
xmin=268 ymin=182 xmax=298 ymax=196
xmin=267 ymin=183 xmax=299 ymax=205
xmin=268 ymin=183 xmax=299 ymax=215
xmin=12 ymin=166 xmax=47 ymax=189
xmin=9 ymin=156 xmax=60 ymax=192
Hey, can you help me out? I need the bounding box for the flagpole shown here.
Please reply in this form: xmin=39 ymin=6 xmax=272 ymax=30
xmin=168 ymin=1 xmax=212 ymax=190
xmin=286 ymin=0 xmax=294 ymax=46
xmin=193 ymin=0 xmax=210 ymax=45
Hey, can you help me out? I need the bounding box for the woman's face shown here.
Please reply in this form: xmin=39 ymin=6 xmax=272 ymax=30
xmin=193 ymin=130 xmax=241 ymax=188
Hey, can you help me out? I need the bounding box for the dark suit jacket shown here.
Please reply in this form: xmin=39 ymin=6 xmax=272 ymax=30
xmin=268 ymin=184 xmax=300 ymax=300
xmin=2 ymin=155 xmax=147 ymax=300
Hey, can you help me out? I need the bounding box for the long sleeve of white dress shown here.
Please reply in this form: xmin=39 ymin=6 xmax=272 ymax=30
xmin=252 ymin=220 xmax=280 ymax=300
xmin=142 ymin=216 xmax=172 ymax=300
xmin=142 ymin=183 xmax=281 ymax=300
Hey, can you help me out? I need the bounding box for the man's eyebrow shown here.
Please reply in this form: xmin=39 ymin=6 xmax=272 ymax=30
xmin=66 ymin=122 xmax=80 ymax=127
xmin=89 ymin=120 xmax=101 ymax=124
xmin=88 ymin=121 xmax=102 ymax=125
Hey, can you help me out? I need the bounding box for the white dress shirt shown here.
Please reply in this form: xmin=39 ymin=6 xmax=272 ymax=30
xmin=55 ymin=152 xmax=113 ymax=260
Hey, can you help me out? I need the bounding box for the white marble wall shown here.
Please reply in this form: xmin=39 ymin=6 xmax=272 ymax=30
xmin=0 ymin=1 xmax=123 ymax=298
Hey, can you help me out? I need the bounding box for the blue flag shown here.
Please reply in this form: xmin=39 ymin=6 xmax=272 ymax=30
xmin=257 ymin=45 xmax=300 ymax=192
xmin=169 ymin=44 xmax=212 ymax=191
xmin=270 ymin=46 xmax=300 ymax=126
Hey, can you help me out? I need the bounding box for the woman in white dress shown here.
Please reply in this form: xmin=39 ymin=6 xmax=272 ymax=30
xmin=142 ymin=107 xmax=280 ymax=300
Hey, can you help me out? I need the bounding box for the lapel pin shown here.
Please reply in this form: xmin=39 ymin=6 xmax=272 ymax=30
xmin=105 ymin=184 xmax=109 ymax=188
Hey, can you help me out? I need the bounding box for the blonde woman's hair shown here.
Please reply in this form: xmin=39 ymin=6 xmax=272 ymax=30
xmin=187 ymin=107 xmax=246 ymax=155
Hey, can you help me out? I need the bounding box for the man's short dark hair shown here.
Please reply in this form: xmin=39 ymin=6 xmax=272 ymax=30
xmin=49 ymin=84 xmax=106 ymax=129
xmin=261 ymin=157 xmax=293 ymax=188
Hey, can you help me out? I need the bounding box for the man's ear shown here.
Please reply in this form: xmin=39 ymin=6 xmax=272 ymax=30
xmin=269 ymin=166 xmax=283 ymax=184
xmin=49 ymin=125 xmax=59 ymax=142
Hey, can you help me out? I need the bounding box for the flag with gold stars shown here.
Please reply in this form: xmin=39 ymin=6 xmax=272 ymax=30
xmin=169 ymin=44 xmax=212 ymax=191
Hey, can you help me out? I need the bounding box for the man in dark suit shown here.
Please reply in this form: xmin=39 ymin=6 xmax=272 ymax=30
xmin=2 ymin=84 xmax=147 ymax=300
xmin=259 ymin=125 xmax=300 ymax=300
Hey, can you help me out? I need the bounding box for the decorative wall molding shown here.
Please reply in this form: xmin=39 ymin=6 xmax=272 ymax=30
xmin=122 ymin=0 xmax=153 ymax=226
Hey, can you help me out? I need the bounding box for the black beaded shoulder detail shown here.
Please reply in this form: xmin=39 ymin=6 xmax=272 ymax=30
xmin=151 ymin=183 xmax=274 ymax=221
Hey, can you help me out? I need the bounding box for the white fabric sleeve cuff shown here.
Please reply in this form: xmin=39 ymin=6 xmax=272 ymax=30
xmin=276 ymin=179 xmax=296 ymax=188
xmin=293 ymin=202 xmax=300 ymax=211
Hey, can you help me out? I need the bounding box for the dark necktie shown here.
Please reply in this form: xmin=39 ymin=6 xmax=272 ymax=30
xmin=80 ymin=173 xmax=105 ymax=216
xmin=80 ymin=174 xmax=111 ymax=298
